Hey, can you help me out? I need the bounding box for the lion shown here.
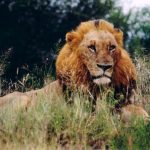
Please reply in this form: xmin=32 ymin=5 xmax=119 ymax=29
xmin=0 ymin=20 xmax=136 ymax=111
xmin=56 ymin=19 xmax=137 ymax=110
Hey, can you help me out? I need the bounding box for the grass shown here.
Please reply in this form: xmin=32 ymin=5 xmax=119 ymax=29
xmin=0 ymin=57 xmax=150 ymax=149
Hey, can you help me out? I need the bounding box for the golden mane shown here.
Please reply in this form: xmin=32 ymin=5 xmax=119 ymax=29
xmin=56 ymin=19 xmax=137 ymax=107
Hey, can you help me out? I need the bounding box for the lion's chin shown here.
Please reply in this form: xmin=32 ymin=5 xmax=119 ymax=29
xmin=93 ymin=77 xmax=111 ymax=85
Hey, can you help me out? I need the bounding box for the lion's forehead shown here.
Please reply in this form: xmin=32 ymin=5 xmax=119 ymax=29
xmin=83 ymin=30 xmax=116 ymax=44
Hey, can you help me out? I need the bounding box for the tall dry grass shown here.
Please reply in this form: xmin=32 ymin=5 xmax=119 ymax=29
xmin=0 ymin=57 xmax=149 ymax=149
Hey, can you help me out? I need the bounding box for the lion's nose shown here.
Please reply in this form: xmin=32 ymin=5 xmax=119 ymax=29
xmin=97 ymin=64 xmax=112 ymax=71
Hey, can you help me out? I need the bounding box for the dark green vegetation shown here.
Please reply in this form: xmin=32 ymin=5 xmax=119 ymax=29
xmin=0 ymin=0 xmax=149 ymax=95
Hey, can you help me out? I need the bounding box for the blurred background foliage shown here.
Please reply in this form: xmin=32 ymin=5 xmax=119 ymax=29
xmin=0 ymin=0 xmax=149 ymax=95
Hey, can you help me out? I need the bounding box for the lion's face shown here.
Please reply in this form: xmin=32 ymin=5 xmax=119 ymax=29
xmin=77 ymin=30 xmax=118 ymax=85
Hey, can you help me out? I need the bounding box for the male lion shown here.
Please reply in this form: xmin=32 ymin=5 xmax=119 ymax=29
xmin=56 ymin=19 xmax=137 ymax=110
xmin=0 ymin=20 xmax=136 ymax=111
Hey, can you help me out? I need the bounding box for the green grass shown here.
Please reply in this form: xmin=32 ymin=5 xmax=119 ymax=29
xmin=0 ymin=91 xmax=150 ymax=149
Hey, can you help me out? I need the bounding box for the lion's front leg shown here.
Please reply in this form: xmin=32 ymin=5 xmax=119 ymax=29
xmin=114 ymin=79 xmax=137 ymax=108
xmin=125 ymin=80 xmax=137 ymax=104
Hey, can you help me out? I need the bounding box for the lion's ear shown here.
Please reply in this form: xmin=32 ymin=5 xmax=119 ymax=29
xmin=66 ymin=31 xmax=80 ymax=45
xmin=66 ymin=31 xmax=75 ymax=43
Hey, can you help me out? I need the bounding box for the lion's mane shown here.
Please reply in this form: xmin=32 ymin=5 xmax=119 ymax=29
xmin=56 ymin=20 xmax=137 ymax=104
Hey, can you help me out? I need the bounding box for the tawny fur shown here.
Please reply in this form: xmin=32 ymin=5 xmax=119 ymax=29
xmin=0 ymin=80 xmax=61 ymax=109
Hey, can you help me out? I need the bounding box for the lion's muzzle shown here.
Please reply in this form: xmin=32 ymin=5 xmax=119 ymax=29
xmin=92 ymin=64 xmax=113 ymax=85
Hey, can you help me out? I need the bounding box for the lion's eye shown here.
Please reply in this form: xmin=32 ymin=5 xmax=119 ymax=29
xmin=109 ymin=45 xmax=116 ymax=52
xmin=88 ymin=45 xmax=96 ymax=52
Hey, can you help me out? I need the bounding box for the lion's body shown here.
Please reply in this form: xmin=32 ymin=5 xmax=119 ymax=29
xmin=0 ymin=19 xmax=149 ymax=129
xmin=0 ymin=80 xmax=61 ymax=109
xmin=0 ymin=19 xmax=137 ymax=110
